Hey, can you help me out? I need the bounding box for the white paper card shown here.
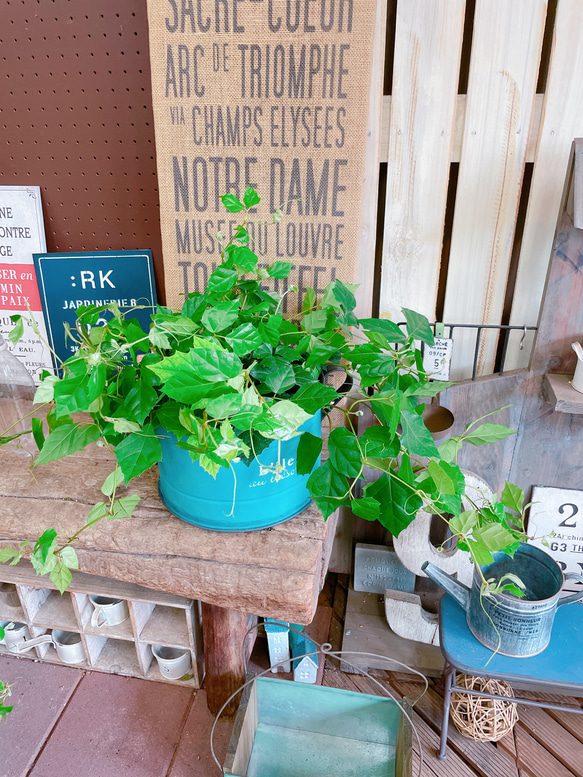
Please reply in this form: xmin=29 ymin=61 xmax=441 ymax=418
xmin=423 ymin=337 xmax=453 ymax=381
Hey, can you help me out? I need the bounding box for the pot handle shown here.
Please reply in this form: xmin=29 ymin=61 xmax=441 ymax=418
xmin=558 ymin=574 xmax=583 ymax=606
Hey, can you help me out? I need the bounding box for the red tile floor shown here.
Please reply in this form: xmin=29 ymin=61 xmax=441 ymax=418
xmin=0 ymin=654 xmax=234 ymax=777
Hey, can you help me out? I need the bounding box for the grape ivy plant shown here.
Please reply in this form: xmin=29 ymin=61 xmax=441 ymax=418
xmin=0 ymin=187 xmax=528 ymax=594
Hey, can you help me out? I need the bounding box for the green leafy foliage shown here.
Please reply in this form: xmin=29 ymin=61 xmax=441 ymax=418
xmin=2 ymin=187 xmax=528 ymax=596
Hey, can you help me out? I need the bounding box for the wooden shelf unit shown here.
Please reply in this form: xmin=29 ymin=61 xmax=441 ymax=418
xmin=0 ymin=564 xmax=203 ymax=687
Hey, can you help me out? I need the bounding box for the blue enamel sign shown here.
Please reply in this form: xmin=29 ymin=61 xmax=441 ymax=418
xmin=33 ymin=250 xmax=157 ymax=368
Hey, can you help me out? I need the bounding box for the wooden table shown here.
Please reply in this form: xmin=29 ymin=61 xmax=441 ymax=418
xmin=0 ymin=445 xmax=338 ymax=713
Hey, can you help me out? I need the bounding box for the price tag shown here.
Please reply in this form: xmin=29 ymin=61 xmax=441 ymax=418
xmin=422 ymin=337 xmax=453 ymax=381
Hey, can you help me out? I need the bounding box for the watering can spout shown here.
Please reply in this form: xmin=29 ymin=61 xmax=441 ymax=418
xmin=422 ymin=561 xmax=471 ymax=611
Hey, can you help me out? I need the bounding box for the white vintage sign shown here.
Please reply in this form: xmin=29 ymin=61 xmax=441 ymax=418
xmin=422 ymin=336 xmax=453 ymax=381
xmin=0 ymin=186 xmax=53 ymax=382
xmin=528 ymin=486 xmax=583 ymax=594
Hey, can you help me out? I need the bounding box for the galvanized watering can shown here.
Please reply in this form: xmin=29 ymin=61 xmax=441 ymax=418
xmin=422 ymin=544 xmax=583 ymax=657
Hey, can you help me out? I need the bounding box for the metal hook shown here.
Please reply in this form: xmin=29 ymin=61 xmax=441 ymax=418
xmin=519 ymin=325 xmax=527 ymax=351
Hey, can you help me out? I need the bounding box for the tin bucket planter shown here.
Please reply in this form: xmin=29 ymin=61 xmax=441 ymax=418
xmin=223 ymin=676 xmax=411 ymax=777
xmin=157 ymin=413 xmax=322 ymax=532
xmin=423 ymin=544 xmax=583 ymax=657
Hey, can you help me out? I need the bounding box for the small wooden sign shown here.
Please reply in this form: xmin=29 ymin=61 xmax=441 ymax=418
xmin=0 ymin=185 xmax=53 ymax=382
xmin=354 ymin=543 xmax=416 ymax=595
xmin=528 ymin=485 xmax=583 ymax=593
xmin=33 ymin=250 xmax=157 ymax=368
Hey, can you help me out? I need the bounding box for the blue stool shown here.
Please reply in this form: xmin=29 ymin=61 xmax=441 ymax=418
xmin=438 ymin=595 xmax=583 ymax=759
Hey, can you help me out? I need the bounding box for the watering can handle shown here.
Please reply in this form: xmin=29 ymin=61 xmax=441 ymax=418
xmin=15 ymin=634 xmax=54 ymax=653
xmin=558 ymin=574 xmax=583 ymax=606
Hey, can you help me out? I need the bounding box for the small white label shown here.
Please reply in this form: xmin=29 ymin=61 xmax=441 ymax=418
xmin=423 ymin=337 xmax=453 ymax=381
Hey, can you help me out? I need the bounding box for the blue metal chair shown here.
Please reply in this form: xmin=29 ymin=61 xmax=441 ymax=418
xmin=438 ymin=594 xmax=583 ymax=759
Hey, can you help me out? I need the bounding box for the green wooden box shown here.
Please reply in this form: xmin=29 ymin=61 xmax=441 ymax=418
xmin=223 ymin=677 xmax=412 ymax=777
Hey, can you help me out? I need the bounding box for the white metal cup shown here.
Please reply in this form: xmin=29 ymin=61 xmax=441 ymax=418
xmin=152 ymin=645 xmax=192 ymax=680
xmin=89 ymin=595 xmax=129 ymax=628
xmin=16 ymin=629 xmax=85 ymax=664
xmin=0 ymin=621 xmax=31 ymax=652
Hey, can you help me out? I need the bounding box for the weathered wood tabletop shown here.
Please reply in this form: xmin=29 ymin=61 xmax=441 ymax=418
xmin=0 ymin=444 xmax=337 ymax=711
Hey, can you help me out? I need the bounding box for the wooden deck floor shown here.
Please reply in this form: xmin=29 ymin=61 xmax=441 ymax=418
xmin=322 ymin=573 xmax=583 ymax=777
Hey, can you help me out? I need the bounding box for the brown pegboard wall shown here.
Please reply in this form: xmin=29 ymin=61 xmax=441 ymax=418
xmin=1 ymin=0 xmax=165 ymax=301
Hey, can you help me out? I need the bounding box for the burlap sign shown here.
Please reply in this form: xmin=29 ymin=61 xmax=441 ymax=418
xmin=146 ymin=0 xmax=378 ymax=311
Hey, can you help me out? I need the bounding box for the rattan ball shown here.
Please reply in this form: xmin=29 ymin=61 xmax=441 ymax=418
xmin=450 ymin=674 xmax=518 ymax=742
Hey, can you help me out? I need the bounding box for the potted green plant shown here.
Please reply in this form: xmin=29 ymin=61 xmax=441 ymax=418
xmin=0 ymin=188 xmax=527 ymax=596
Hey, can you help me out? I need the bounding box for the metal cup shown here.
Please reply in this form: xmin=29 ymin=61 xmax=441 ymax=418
xmin=0 ymin=621 xmax=31 ymax=652
xmin=0 ymin=583 xmax=20 ymax=608
xmin=152 ymin=645 xmax=191 ymax=680
xmin=89 ymin=595 xmax=129 ymax=628
xmin=16 ymin=630 xmax=85 ymax=664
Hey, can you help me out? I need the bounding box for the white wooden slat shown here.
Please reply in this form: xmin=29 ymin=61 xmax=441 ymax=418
xmin=380 ymin=93 xmax=544 ymax=165
xmin=506 ymin=0 xmax=583 ymax=371
xmin=442 ymin=0 xmax=546 ymax=379
xmin=355 ymin=0 xmax=388 ymax=318
xmin=378 ymin=0 xmax=466 ymax=323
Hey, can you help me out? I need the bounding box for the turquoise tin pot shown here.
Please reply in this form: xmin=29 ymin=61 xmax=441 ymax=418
xmin=157 ymin=412 xmax=321 ymax=532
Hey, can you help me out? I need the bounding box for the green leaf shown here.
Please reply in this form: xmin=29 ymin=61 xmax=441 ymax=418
xmin=34 ymin=374 xmax=59 ymax=404
xmin=86 ymin=502 xmax=109 ymax=525
xmin=207 ymin=266 xmax=238 ymax=294
xmin=108 ymin=417 xmax=141 ymax=434
xmin=358 ymin=318 xmax=407 ymax=343
xmin=109 ymin=495 xmax=141 ymax=520
xmin=251 ymin=356 xmax=296 ymax=394
xmin=149 ymin=328 xmax=171 ymax=350
xmin=189 ymin=348 xmax=243 ymax=382
xmin=291 ymin=383 xmax=338 ymax=415
xmin=34 ymin=528 xmax=57 ymax=563
xmin=408 ymin=382 xmax=454 ymax=398
xmin=438 ymin=437 xmax=461 ymax=463
xmin=297 ymin=432 xmax=322 ymax=475
xmin=31 ymin=417 xmax=45 ymax=451
xmin=307 ymin=459 xmax=347 ymax=501
xmin=268 ymin=261 xmax=293 ymax=279
xmin=472 ymin=523 xmax=518 ymax=552
xmin=59 ymin=546 xmax=79 ymax=570
xmin=468 ymin=541 xmax=494 ymax=566
xmin=402 ymin=308 xmax=434 ymax=345
xmin=360 ymin=426 xmax=400 ymax=459
xmin=400 ymin=411 xmax=439 ymax=458
xmin=201 ymin=298 xmax=240 ymax=333
xmin=220 ymin=193 xmax=245 ymax=213
xmin=121 ymin=379 xmax=159 ymax=426
xmin=232 ymin=246 xmax=258 ymax=273
xmin=449 ymin=510 xmax=478 ymax=536
xmin=328 ymin=428 xmax=362 ymax=478
xmin=0 ymin=548 xmax=19 ymax=564
xmin=101 ymin=467 xmax=124 ymax=497
xmin=9 ymin=316 xmax=24 ymax=345
xmin=427 ymin=459 xmax=455 ymax=495
xmin=35 ymin=423 xmax=100 ymax=466
xmin=351 ymin=497 xmax=381 ymax=522
xmin=463 ymin=423 xmax=516 ymax=446
xmin=114 ymin=424 xmax=162 ymax=483
xmin=500 ymin=481 xmax=524 ymax=514
xmin=329 ymin=279 xmax=356 ymax=313
xmin=205 ymin=393 xmax=245 ymax=419
xmin=363 ymin=474 xmax=422 ymax=535
xmin=50 ymin=561 xmax=73 ymax=594
xmin=243 ymin=186 xmax=261 ymax=208
xmin=226 ymin=323 xmax=262 ymax=356
xmin=268 ymin=400 xmax=311 ymax=438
